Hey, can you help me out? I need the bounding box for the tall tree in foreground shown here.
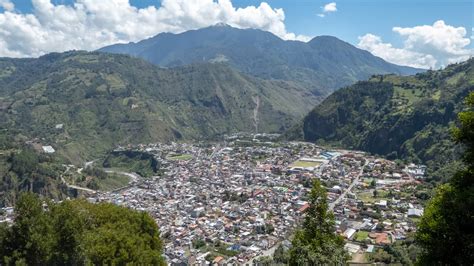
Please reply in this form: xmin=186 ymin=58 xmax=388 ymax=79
xmin=416 ymin=92 xmax=474 ymax=264
xmin=289 ymin=179 xmax=348 ymax=265
xmin=0 ymin=193 xmax=166 ymax=265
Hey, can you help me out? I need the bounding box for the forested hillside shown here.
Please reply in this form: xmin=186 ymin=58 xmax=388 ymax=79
xmin=287 ymin=59 xmax=474 ymax=180
xmin=0 ymin=51 xmax=317 ymax=163
xmin=0 ymin=132 xmax=70 ymax=206
xmin=100 ymin=24 xmax=421 ymax=97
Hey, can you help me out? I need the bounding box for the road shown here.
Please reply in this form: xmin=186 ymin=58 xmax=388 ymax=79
xmin=104 ymin=169 xmax=140 ymax=183
xmin=60 ymin=164 xmax=141 ymax=194
xmin=60 ymin=165 xmax=97 ymax=194
xmin=66 ymin=184 xmax=97 ymax=193
xmin=329 ymin=159 xmax=367 ymax=210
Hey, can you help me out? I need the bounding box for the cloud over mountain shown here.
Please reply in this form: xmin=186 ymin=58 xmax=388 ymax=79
xmin=0 ymin=0 xmax=310 ymax=57
xmin=358 ymin=20 xmax=473 ymax=69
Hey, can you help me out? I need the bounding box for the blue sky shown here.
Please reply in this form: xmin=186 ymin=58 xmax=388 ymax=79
xmin=11 ymin=0 xmax=471 ymax=47
xmin=233 ymin=0 xmax=473 ymax=46
xmin=0 ymin=0 xmax=473 ymax=68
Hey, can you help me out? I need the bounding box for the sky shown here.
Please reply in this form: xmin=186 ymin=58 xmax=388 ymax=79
xmin=0 ymin=0 xmax=472 ymax=69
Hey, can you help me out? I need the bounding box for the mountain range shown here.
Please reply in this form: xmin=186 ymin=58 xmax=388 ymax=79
xmin=100 ymin=24 xmax=421 ymax=98
xmin=0 ymin=25 xmax=431 ymax=202
xmin=0 ymin=51 xmax=318 ymax=162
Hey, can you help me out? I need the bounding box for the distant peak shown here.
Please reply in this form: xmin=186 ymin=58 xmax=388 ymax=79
xmin=213 ymin=22 xmax=231 ymax=27
xmin=309 ymin=35 xmax=343 ymax=43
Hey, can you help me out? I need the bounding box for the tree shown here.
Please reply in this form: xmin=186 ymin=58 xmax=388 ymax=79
xmin=289 ymin=180 xmax=348 ymax=265
xmin=0 ymin=193 xmax=166 ymax=265
xmin=0 ymin=193 xmax=55 ymax=265
xmin=9 ymin=149 xmax=39 ymax=176
xmin=370 ymin=179 xmax=376 ymax=188
xmin=273 ymin=244 xmax=289 ymax=264
xmin=416 ymin=92 xmax=474 ymax=265
xmin=255 ymin=256 xmax=273 ymax=266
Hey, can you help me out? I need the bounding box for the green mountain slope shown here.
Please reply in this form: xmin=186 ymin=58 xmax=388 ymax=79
xmin=0 ymin=51 xmax=318 ymax=162
xmin=0 ymin=132 xmax=69 ymax=206
xmin=99 ymin=25 xmax=422 ymax=97
xmin=287 ymin=59 xmax=474 ymax=179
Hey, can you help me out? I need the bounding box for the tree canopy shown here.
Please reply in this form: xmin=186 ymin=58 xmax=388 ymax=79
xmin=289 ymin=179 xmax=348 ymax=265
xmin=416 ymin=92 xmax=474 ymax=264
xmin=0 ymin=193 xmax=166 ymax=265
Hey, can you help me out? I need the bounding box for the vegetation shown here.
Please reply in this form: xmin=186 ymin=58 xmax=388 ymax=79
xmin=103 ymin=150 xmax=159 ymax=177
xmin=0 ymin=51 xmax=318 ymax=163
xmin=288 ymin=59 xmax=474 ymax=180
xmin=81 ymin=167 xmax=130 ymax=191
xmin=289 ymin=179 xmax=348 ymax=264
xmin=167 ymin=154 xmax=193 ymax=161
xmin=368 ymin=233 xmax=420 ymax=265
xmin=273 ymin=244 xmax=290 ymax=264
xmin=416 ymin=92 xmax=474 ymax=264
xmin=100 ymin=24 xmax=420 ymax=97
xmin=0 ymin=193 xmax=166 ymax=265
xmin=0 ymin=50 xmax=321 ymax=200
xmin=0 ymin=143 xmax=68 ymax=207
xmin=290 ymin=160 xmax=321 ymax=168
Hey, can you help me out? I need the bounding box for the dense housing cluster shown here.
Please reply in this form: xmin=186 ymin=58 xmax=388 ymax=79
xmin=0 ymin=134 xmax=428 ymax=264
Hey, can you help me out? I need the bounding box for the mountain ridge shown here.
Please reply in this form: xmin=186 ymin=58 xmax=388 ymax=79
xmin=0 ymin=51 xmax=318 ymax=162
xmin=286 ymin=58 xmax=474 ymax=180
xmin=99 ymin=25 xmax=423 ymax=97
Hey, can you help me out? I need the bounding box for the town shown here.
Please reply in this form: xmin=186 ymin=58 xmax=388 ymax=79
xmin=1 ymin=134 xmax=428 ymax=264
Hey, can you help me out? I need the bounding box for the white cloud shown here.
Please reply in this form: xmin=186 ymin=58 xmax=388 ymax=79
xmin=0 ymin=0 xmax=14 ymax=11
xmin=358 ymin=34 xmax=437 ymax=69
xmin=323 ymin=2 xmax=337 ymax=13
xmin=0 ymin=0 xmax=311 ymax=57
xmin=318 ymin=2 xmax=336 ymax=18
xmin=358 ymin=20 xmax=473 ymax=69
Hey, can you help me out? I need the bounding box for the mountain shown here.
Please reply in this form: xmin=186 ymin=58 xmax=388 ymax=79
xmin=286 ymin=59 xmax=474 ymax=180
xmin=0 ymin=51 xmax=318 ymax=162
xmin=99 ymin=24 xmax=422 ymax=97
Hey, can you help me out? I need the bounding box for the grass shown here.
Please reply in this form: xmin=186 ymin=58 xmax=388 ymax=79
xmin=432 ymin=90 xmax=441 ymax=101
xmin=355 ymin=231 xmax=369 ymax=242
xmin=290 ymin=160 xmax=321 ymax=168
xmin=358 ymin=192 xmax=376 ymax=203
xmin=357 ymin=191 xmax=390 ymax=203
xmin=96 ymin=173 xmax=130 ymax=191
xmin=393 ymin=86 xmax=423 ymax=110
xmin=362 ymin=178 xmax=375 ymax=184
xmin=168 ymin=154 xmax=193 ymax=161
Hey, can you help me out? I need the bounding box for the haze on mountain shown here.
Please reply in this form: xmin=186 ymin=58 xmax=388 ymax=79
xmin=99 ymin=24 xmax=422 ymax=99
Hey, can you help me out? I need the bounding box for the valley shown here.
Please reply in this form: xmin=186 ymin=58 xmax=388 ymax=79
xmin=17 ymin=134 xmax=429 ymax=264
xmin=0 ymin=12 xmax=471 ymax=264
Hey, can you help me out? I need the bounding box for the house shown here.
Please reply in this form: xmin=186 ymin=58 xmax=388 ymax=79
xmin=42 ymin=145 xmax=55 ymax=153
xmin=298 ymin=203 xmax=310 ymax=213
xmin=407 ymin=208 xmax=424 ymax=217
xmin=375 ymin=200 xmax=388 ymax=209
xmin=213 ymin=256 xmax=225 ymax=265
xmin=342 ymin=228 xmax=356 ymax=239
xmin=366 ymin=245 xmax=375 ymax=253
